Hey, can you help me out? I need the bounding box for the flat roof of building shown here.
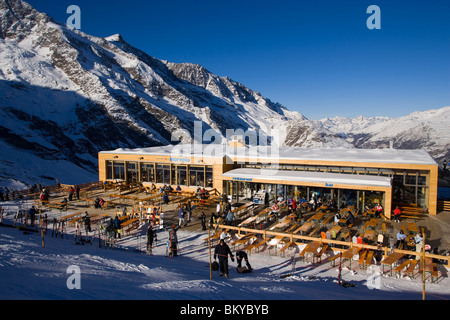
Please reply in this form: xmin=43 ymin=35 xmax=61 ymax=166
xmin=100 ymin=144 xmax=437 ymax=166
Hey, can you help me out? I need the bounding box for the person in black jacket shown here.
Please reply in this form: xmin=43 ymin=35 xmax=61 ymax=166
xmin=236 ymin=250 xmax=252 ymax=271
xmin=83 ymin=212 xmax=91 ymax=233
xmin=147 ymin=223 xmax=155 ymax=254
xmin=200 ymin=212 xmax=207 ymax=231
xmin=214 ymin=239 xmax=234 ymax=278
xmin=169 ymin=224 xmax=180 ymax=257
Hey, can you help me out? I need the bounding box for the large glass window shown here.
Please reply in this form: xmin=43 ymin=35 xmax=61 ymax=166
xmin=113 ymin=162 xmax=125 ymax=180
xmin=156 ymin=164 xmax=171 ymax=184
xmin=206 ymin=166 xmax=213 ymax=188
xmin=189 ymin=166 xmax=205 ymax=187
xmin=106 ymin=161 xmax=113 ymax=180
xmin=141 ymin=163 xmax=155 ymax=183
xmin=126 ymin=162 xmax=138 ymax=184
xmin=176 ymin=166 xmax=187 ymax=186
xmin=393 ymin=171 xmax=430 ymax=207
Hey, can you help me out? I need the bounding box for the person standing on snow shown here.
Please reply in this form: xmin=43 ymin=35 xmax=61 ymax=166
xmin=28 ymin=205 xmax=37 ymax=227
xmin=83 ymin=212 xmax=91 ymax=233
xmin=214 ymin=239 xmax=234 ymax=278
xmin=169 ymin=224 xmax=180 ymax=257
xmin=200 ymin=212 xmax=207 ymax=231
xmin=178 ymin=205 xmax=185 ymax=227
xmin=147 ymin=223 xmax=155 ymax=253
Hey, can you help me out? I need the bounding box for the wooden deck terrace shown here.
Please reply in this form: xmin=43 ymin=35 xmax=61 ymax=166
xmin=211 ymin=202 xmax=450 ymax=275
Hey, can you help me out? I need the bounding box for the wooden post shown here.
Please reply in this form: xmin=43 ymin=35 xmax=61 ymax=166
xmin=422 ymin=233 xmax=426 ymax=300
xmin=208 ymin=228 xmax=212 ymax=281
xmin=39 ymin=209 xmax=45 ymax=248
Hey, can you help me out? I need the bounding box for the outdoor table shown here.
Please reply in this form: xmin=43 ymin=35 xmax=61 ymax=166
xmin=329 ymin=226 xmax=341 ymax=238
xmin=298 ymin=222 xmax=313 ymax=235
xmin=381 ymin=252 xmax=405 ymax=276
xmin=340 ymin=247 xmax=361 ymax=269
xmin=406 ymin=235 xmax=416 ymax=250
xmin=309 ymin=211 xmax=324 ymax=222
xmin=364 ymin=229 xmax=375 ymax=241
xmin=407 ymin=222 xmax=418 ymax=234
xmin=299 ymin=241 xmax=321 ymax=262
xmin=269 ymin=216 xmax=291 ymax=230
xmin=238 ymin=216 xmax=257 ymax=227
xmin=363 ymin=218 xmax=378 ymax=230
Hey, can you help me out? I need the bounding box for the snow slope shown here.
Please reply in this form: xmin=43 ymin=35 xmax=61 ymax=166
xmin=0 ymin=201 xmax=449 ymax=302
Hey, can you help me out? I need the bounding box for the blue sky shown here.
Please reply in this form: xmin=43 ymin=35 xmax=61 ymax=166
xmin=26 ymin=0 xmax=450 ymax=120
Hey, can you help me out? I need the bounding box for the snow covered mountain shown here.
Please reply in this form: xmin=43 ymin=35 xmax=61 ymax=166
xmin=0 ymin=0 xmax=351 ymax=187
xmin=0 ymin=0 xmax=447 ymax=188
xmin=315 ymin=106 xmax=450 ymax=162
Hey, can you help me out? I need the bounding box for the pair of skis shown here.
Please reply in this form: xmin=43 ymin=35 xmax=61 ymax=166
xmin=51 ymin=219 xmax=66 ymax=239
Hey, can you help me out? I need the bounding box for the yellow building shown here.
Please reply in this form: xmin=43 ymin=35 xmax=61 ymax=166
xmin=98 ymin=144 xmax=439 ymax=219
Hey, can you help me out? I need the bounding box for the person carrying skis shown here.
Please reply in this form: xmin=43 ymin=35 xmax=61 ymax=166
xmin=214 ymin=239 xmax=234 ymax=278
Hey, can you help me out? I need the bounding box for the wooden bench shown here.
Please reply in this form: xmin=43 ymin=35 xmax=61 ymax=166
xmin=431 ymin=263 xmax=439 ymax=283
xmin=358 ymin=250 xmax=368 ymax=268
xmin=313 ymin=244 xmax=329 ymax=263
xmin=357 ymin=249 xmax=374 ymax=269
xmin=280 ymin=241 xmax=297 ymax=254
xmin=246 ymin=237 xmax=266 ymax=253
xmin=120 ymin=219 xmax=140 ymax=235
xmin=365 ymin=250 xmax=374 ymax=268
xmin=400 ymin=205 xmax=423 ymax=219
xmin=437 ymin=200 xmax=450 ymax=212
xmin=231 ymin=233 xmax=256 ymax=249
xmin=329 ymin=253 xmax=342 ymax=267
xmin=47 ymin=203 xmax=69 ymax=211
xmin=203 ymin=229 xmax=227 ymax=244
xmin=394 ymin=259 xmax=413 ymax=278
xmin=299 ymin=241 xmax=321 ymax=262
xmin=406 ymin=259 xmax=418 ymax=279
xmin=420 ymin=260 xmax=440 ymax=283
xmin=60 ymin=212 xmax=83 ymax=222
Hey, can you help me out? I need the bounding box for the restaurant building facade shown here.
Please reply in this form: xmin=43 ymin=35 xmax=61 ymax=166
xmin=98 ymin=142 xmax=439 ymax=219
